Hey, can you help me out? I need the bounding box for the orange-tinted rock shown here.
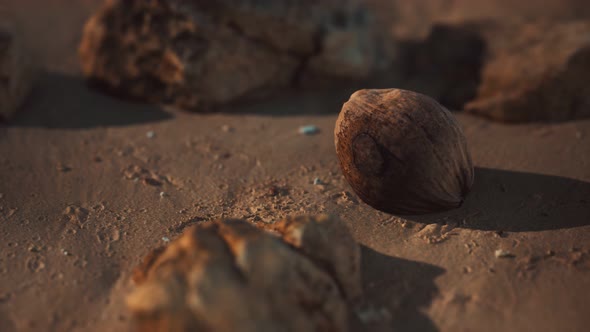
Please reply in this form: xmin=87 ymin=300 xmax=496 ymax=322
xmin=79 ymin=0 xmax=389 ymax=111
xmin=128 ymin=215 xmax=360 ymax=332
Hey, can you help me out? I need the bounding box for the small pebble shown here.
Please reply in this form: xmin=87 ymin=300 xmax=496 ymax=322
xmin=162 ymin=237 xmax=170 ymax=243
xmin=61 ymin=249 xmax=70 ymax=256
xmin=159 ymin=192 xmax=167 ymax=198
xmin=313 ymin=177 xmax=322 ymax=185
xmin=298 ymin=125 xmax=320 ymax=135
xmin=494 ymin=249 xmax=514 ymax=258
xmin=56 ymin=163 xmax=72 ymax=172
xmin=221 ymin=125 xmax=234 ymax=133
xmin=146 ymin=131 xmax=156 ymax=139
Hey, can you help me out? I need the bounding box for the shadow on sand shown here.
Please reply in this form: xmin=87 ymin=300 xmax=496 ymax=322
xmin=8 ymin=72 xmax=173 ymax=129
xmin=355 ymin=246 xmax=444 ymax=332
xmin=408 ymin=167 xmax=590 ymax=232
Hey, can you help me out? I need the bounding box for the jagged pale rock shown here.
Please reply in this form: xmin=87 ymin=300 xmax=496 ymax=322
xmin=0 ymin=20 xmax=34 ymax=121
xmin=128 ymin=215 xmax=360 ymax=332
xmin=79 ymin=0 xmax=389 ymax=111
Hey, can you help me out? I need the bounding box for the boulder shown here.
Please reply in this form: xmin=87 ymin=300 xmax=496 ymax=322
xmin=128 ymin=215 xmax=360 ymax=332
xmin=465 ymin=21 xmax=590 ymax=122
xmin=79 ymin=0 xmax=389 ymax=111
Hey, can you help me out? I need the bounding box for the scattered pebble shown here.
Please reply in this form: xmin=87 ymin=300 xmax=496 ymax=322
xmin=56 ymin=163 xmax=72 ymax=172
xmin=27 ymin=244 xmax=40 ymax=253
xmin=159 ymin=191 xmax=167 ymax=198
xmin=162 ymin=237 xmax=170 ymax=243
xmin=146 ymin=131 xmax=156 ymax=139
xmin=495 ymin=249 xmax=515 ymax=258
xmin=61 ymin=249 xmax=70 ymax=256
xmin=298 ymin=125 xmax=320 ymax=135
xmin=221 ymin=124 xmax=234 ymax=133
xmin=313 ymin=177 xmax=322 ymax=185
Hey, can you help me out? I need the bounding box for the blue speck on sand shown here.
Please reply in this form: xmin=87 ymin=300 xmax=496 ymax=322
xmin=299 ymin=125 xmax=320 ymax=135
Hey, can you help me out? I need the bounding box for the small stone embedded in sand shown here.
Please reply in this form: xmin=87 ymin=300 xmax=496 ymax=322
xmin=146 ymin=131 xmax=156 ymax=139
xmin=56 ymin=163 xmax=72 ymax=172
xmin=495 ymin=249 xmax=515 ymax=259
xmin=128 ymin=215 xmax=360 ymax=332
xmin=78 ymin=0 xmax=390 ymax=110
xmin=0 ymin=20 xmax=35 ymax=121
xmin=221 ymin=125 xmax=234 ymax=133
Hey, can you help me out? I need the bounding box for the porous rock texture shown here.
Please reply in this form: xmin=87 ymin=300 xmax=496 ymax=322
xmin=127 ymin=215 xmax=360 ymax=332
xmin=0 ymin=19 xmax=34 ymax=121
xmin=79 ymin=0 xmax=390 ymax=111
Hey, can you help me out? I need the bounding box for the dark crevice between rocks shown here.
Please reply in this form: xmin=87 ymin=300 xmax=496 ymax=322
xmin=223 ymin=19 xmax=326 ymax=90
xmin=397 ymin=23 xmax=487 ymax=110
xmin=290 ymin=27 xmax=326 ymax=87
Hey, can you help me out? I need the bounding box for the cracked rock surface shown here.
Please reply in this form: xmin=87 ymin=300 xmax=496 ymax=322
xmin=127 ymin=215 xmax=360 ymax=332
xmin=79 ymin=0 xmax=388 ymax=111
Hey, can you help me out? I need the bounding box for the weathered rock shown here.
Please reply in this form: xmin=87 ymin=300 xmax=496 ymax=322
xmin=398 ymin=19 xmax=590 ymax=122
xmin=79 ymin=0 xmax=389 ymax=111
xmin=128 ymin=215 xmax=360 ymax=332
xmin=0 ymin=20 xmax=34 ymax=121
xmin=464 ymin=20 xmax=590 ymax=122
xmin=271 ymin=215 xmax=362 ymax=301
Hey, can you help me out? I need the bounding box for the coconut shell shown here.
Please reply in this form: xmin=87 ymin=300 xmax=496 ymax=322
xmin=334 ymin=88 xmax=474 ymax=215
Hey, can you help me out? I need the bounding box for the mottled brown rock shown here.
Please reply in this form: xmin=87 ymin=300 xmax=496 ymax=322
xmin=464 ymin=20 xmax=590 ymax=122
xmin=334 ymin=89 xmax=474 ymax=215
xmin=79 ymin=0 xmax=388 ymax=111
xmin=128 ymin=215 xmax=360 ymax=332
xmin=0 ymin=20 xmax=35 ymax=121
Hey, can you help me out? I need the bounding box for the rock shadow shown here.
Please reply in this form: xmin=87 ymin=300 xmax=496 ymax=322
xmin=409 ymin=167 xmax=590 ymax=232
xmin=7 ymin=72 xmax=173 ymax=129
xmin=354 ymin=245 xmax=444 ymax=332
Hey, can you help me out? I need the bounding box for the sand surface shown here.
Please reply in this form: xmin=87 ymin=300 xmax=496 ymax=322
xmin=1 ymin=1 xmax=590 ymax=331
